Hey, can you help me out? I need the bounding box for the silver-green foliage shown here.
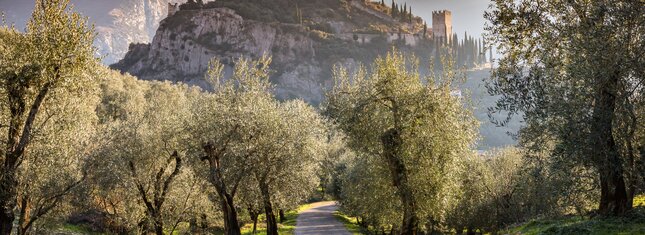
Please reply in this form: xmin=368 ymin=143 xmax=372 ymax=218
xmin=326 ymin=50 xmax=478 ymax=231
xmin=0 ymin=0 xmax=99 ymax=233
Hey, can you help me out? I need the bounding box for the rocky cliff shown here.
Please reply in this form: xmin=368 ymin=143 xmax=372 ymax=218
xmin=0 ymin=0 xmax=188 ymax=64
xmin=92 ymin=0 xmax=187 ymax=64
xmin=111 ymin=0 xmax=432 ymax=103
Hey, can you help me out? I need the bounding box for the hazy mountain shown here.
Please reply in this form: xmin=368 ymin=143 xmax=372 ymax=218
xmin=0 ymin=0 xmax=189 ymax=64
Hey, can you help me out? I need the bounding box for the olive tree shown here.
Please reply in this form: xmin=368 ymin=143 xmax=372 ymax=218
xmin=192 ymin=56 xmax=276 ymax=235
xmin=194 ymin=56 xmax=325 ymax=235
xmin=326 ymin=50 xmax=478 ymax=234
xmin=0 ymin=0 xmax=98 ymax=233
xmin=250 ymin=100 xmax=325 ymax=235
xmin=11 ymin=82 xmax=99 ymax=234
xmin=89 ymin=72 xmax=213 ymax=234
xmin=318 ymin=129 xmax=355 ymax=200
xmin=485 ymin=0 xmax=644 ymax=215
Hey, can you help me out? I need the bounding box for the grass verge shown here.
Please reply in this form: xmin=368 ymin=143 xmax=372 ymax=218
xmin=237 ymin=202 xmax=317 ymax=235
xmin=635 ymin=195 xmax=645 ymax=207
xmin=332 ymin=211 xmax=366 ymax=235
xmin=505 ymin=210 xmax=645 ymax=235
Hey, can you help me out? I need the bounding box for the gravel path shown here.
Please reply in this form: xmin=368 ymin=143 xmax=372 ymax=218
xmin=295 ymin=201 xmax=352 ymax=235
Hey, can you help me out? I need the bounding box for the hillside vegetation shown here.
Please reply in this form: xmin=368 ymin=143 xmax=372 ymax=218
xmin=198 ymin=0 xmax=424 ymax=33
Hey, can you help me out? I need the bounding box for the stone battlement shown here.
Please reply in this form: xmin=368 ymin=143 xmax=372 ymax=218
xmin=432 ymin=10 xmax=452 ymax=43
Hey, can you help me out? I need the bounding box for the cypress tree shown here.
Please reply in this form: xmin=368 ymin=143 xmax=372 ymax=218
xmin=403 ymin=3 xmax=407 ymax=16
xmin=474 ymin=37 xmax=478 ymax=65
xmin=423 ymin=22 xmax=427 ymax=37
xmin=480 ymin=38 xmax=486 ymax=63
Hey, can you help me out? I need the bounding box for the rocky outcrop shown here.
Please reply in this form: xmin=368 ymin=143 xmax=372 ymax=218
xmin=93 ymin=0 xmax=185 ymax=64
xmin=0 ymin=0 xmax=183 ymax=64
xmin=112 ymin=2 xmax=437 ymax=103
xmin=113 ymin=8 xmax=330 ymax=102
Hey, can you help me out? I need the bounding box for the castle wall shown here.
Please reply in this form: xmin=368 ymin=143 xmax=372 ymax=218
xmin=432 ymin=10 xmax=452 ymax=43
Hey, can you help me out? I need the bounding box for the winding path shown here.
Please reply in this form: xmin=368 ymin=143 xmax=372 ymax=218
xmin=295 ymin=201 xmax=352 ymax=235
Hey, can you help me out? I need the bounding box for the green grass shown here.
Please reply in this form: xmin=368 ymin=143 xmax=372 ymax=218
xmin=59 ymin=224 xmax=107 ymax=235
xmin=505 ymin=213 xmax=645 ymax=235
xmin=234 ymin=203 xmax=317 ymax=235
xmin=332 ymin=211 xmax=366 ymax=235
xmin=505 ymin=195 xmax=645 ymax=235
xmin=635 ymin=195 xmax=645 ymax=207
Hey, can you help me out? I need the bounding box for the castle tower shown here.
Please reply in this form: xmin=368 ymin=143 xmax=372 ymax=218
xmin=168 ymin=3 xmax=179 ymax=17
xmin=432 ymin=10 xmax=452 ymax=43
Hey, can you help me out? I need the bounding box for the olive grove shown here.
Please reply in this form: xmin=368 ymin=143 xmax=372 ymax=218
xmin=0 ymin=0 xmax=643 ymax=234
xmin=485 ymin=0 xmax=644 ymax=216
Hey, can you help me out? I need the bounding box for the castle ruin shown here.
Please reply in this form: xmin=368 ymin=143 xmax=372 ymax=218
xmin=432 ymin=10 xmax=452 ymax=43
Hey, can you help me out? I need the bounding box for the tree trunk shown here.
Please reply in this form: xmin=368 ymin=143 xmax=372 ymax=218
xmin=598 ymin=166 xmax=629 ymax=215
xmin=189 ymin=216 xmax=198 ymax=233
xmin=259 ymin=181 xmax=278 ymax=235
xmin=249 ymin=208 xmax=259 ymax=235
xmin=220 ymin=194 xmax=241 ymax=235
xmin=279 ymin=209 xmax=286 ymax=223
xmin=154 ymin=218 xmax=163 ymax=235
xmin=17 ymin=194 xmax=31 ymax=235
xmin=591 ymin=74 xmax=630 ymax=215
xmin=203 ymin=142 xmax=242 ymax=235
xmin=381 ymin=128 xmax=418 ymax=235
xmin=0 ymin=170 xmax=17 ymax=235
xmin=200 ymin=214 xmax=209 ymax=230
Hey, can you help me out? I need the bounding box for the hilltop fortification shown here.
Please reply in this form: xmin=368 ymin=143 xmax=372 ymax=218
xmin=432 ymin=10 xmax=452 ymax=43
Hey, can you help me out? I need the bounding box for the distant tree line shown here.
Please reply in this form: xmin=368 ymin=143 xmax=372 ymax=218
xmin=431 ymin=32 xmax=490 ymax=70
xmin=390 ymin=0 xmax=413 ymax=23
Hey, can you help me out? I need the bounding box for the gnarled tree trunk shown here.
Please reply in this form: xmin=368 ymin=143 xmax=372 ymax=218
xmin=381 ymin=128 xmax=418 ymax=235
xmin=259 ymin=180 xmax=278 ymax=235
xmin=279 ymin=209 xmax=286 ymax=223
xmin=130 ymin=152 xmax=182 ymax=235
xmin=219 ymin=194 xmax=241 ymax=235
xmin=248 ymin=207 xmax=260 ymax=234
xmin=591 ymin=74 xmax=630 ymax=215
xmin=203 ymin=142 xmax=242 ymax=235
xmin=0 ymin=172 xmax=17 ymax=235
xmin=0 ymin=74 xmax=52 ymax=235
